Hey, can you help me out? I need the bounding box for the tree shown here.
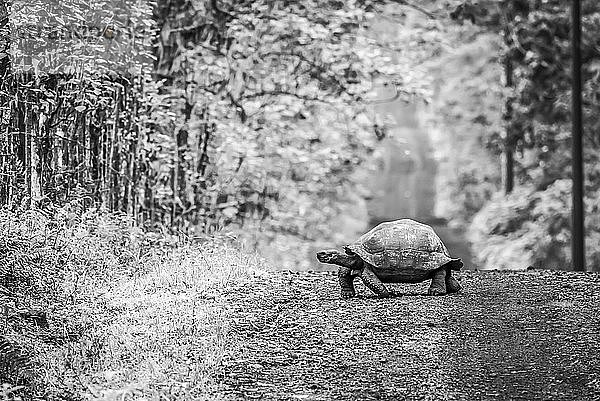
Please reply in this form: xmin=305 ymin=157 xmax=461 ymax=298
xmin=1 ymin=0 xmax=159 ymax=210
xmin=0 ymin=0 xmax=9 ymax=79
xmin=451 ymin=0 xmax=600 ymax=270
xmin=146 ymin=0 xmax=435 ymax=238
xmin=0 ymin=0 xmax=15 ymax=206
xmin=2 ymin=1 xmax=427 ymax=245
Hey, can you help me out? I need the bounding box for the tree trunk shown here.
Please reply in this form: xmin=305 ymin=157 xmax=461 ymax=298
xmin=26 ymin=95 xmax=42 ymax=203
xmin=0 ymin=0 xmax=13 ymax=205
xmin=0 ymin=0 xmax=9 ymax=79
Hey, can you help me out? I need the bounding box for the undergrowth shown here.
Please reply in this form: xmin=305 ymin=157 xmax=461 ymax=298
xmin=468 ymin=179 xmax=600 ymax=270
xmin=0 ymin=204 xmax=265 ymax=400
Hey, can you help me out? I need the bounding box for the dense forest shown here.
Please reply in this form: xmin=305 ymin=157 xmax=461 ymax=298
xmin=1 ymin=0 xmax=599 ymax=268
xmin=436 ymin=0 xmax=600 ymax=270
xmin=1 ymin=0 xmax=600 ymax=397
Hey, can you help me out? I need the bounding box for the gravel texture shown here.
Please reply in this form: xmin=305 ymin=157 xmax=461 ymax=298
xmin=219 ymin=270 xmax=600 ymax=400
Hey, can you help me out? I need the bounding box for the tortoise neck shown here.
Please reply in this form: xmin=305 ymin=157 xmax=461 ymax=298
xmin=339 ymin=254 xmax=363 ymax=269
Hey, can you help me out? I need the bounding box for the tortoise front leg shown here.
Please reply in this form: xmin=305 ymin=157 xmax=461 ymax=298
xmin=360 ymin=266 xmax=391 ymax=298
xmin=338 ymin=266 xmax=356 ymax=298
xmin=428 ymin=268 xmax=447 ymax=296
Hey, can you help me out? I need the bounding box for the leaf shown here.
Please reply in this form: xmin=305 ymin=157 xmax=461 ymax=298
xmin=222 ymin=207 xmax=238 ymax=219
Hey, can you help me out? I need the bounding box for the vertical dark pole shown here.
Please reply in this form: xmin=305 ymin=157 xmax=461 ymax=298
xmin=571 ymin=0 xmax=585 ymax=271
xmin=504 ymin=56 xmax=514 ymax=194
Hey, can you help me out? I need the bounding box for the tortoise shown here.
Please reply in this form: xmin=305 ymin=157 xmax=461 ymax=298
xmin=316 ymin=219 xmax=463 ymax=298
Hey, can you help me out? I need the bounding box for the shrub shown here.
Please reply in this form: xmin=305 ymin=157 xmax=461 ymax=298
xmin=0 ymin=205 xmax=147 ymax=398
xmin=468 ymin=179 xmax=600 ymax=270
xmin=0 ymin=204 xmax=263 ymax=399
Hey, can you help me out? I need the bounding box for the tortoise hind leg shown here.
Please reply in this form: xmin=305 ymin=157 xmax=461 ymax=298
xmin=445 ymin=271 xmax=461 ymax=293
xmin=360 ymin=266 xmax=391 ymax=298
xmin=428 ymin=268 xmax=447 ymax=296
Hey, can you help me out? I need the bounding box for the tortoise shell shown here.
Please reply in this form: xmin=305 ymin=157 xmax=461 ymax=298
xmin=345 ymin=219 xmax=461 ymax=271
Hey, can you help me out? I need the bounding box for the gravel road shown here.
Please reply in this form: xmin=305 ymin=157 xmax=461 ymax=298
xmin=219 ymin=270 xmax=600 ymax=400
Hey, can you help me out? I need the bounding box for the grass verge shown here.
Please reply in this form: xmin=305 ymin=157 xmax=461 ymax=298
xmin=0 ymin=207 xmax=266 ymax=400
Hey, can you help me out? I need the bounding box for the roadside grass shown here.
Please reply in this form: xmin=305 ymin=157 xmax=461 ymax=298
xmin=84 ymin=243 xmax=265 ymax=400
xmin=0 ymin=207 xmax=266 ymax=400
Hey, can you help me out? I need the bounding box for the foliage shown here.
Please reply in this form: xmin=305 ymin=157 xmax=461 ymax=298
xmin=455 ymin=0 xmax=600 ymax=165
xmin=469 ymin=178 xmax=600 ymax=270
xmin=0 ymin=337 xmax=33 ymax=387
xmin=469 ymin=181 xmax=568 ymax=270
xmin=6 ymin=0 xmax=599 ymax=273
xmin=1 ymin=0 xmax=164 ymax=218
xmin=1 ymin=0 xmax=437 ymax=252
xmin=150 ymin=0 xmax=428 ymax=240
xmin=87 ymin=241 xmax=264 ymax=399
xmin=0 ymin=205 xmax=148 ymax=398
xmin=443 ymin=0 xmax=600 ymax=269
xmin=424 ymin=31 xmax=504 ymax=225
xmin=0 ymin=204 xmax=264 ymax=398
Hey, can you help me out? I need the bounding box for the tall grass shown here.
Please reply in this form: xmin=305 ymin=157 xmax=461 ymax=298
xmin=87 ymin=244 xmax=265 ymax=400
xmin=0 ymin=205 xmax=266 ymax=400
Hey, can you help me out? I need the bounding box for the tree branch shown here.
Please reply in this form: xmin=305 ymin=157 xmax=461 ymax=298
xmin=389 ymin=0 xmax=436 ymax=19
xmin=241 ymin=89 xmax=323 ymax=102
xmin=258 ymin=50 xmax=354 ymax=97
xmin=365 ymin=84 xmax=411 ymax=104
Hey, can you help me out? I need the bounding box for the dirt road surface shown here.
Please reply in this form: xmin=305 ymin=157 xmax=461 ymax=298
xmin=219 ymin=270 xmax=600 ymax=400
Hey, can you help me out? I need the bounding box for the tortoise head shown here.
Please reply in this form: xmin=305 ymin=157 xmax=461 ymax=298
xmin=316 ymin=249 xmax=344 ymax=264
xmin=316 ymin=249 xmax=360 ymax=268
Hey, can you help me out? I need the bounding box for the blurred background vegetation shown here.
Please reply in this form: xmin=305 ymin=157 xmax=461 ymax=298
xmin=2 ymin=0 xmax=599 ymax=272
xmin=2 ymin=0 xmax=600 ymax=397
